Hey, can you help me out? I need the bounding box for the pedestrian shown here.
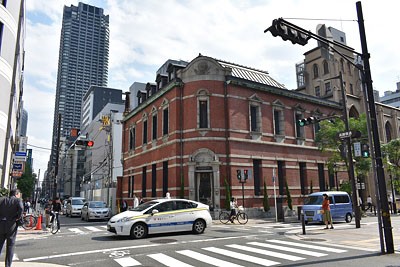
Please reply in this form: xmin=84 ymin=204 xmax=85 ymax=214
xmin=0 ymin=189 xmax=24 ymax=267
xmin=366 ymin=195 xmax=372 ymax=212
xmin=133 ymin=194 xmax=139 ymax=208
xmin=322 ymin=193 xmax=334 ymax=229
xmin=139 ymin=196 xmax=144 ymax=205
xmin=388 ymin=194 xmax=393 ymax=213
xmin=121 ymin=199 xmax=128 ymax=212
xmin=26 ymin=200 xmax=31 ymax=213
xmin=44 ymin=199 xmax=52 ymax=227
xmin=229 ymin=197 xmax=238 ymax=223
xmin=165 ymin=192 xmax=171 ymax=199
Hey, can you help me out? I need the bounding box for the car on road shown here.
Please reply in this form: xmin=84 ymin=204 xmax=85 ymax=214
xmin=302 ymin=191 xmax=353 ymax=224
xmin=107 ymin=198 xmax=212 ymax=239
xmin=65 ymin=197 xmax=86 ymax=217
xmin=81 ymin=201 xmax=111 ymax=221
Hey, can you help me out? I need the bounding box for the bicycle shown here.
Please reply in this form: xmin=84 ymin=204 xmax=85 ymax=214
xmin=219 ymin=207 xmax=248 ymax=224
xmin=49 ymin=211 xmax=59 ymax=234
xmin=21 ymin=213 xmax=37 ymax=230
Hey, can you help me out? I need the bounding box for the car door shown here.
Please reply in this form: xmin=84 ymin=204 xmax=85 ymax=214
xmin=145 ymin=201 xmax=176 ymax=234
xmin=174 ymin=200 xmax=195 ymax=231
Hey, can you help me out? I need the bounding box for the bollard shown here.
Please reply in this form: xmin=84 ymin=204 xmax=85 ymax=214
xmin=301 ymin=209 xmax=306 ymax=235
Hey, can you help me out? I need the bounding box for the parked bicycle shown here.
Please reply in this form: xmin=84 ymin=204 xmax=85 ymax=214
xmin=21 ymin=212 xmax=38 ymax=230
xmin=219 ymin=207 xmax=248 ymax=224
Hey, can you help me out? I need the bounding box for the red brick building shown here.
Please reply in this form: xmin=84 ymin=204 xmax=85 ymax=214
xmin=120 ymin=55 xmax=343 ymax=217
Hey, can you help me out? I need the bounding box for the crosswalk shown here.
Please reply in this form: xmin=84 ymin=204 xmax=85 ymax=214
xmin=109 ymin=239 xmax=347 ymax=266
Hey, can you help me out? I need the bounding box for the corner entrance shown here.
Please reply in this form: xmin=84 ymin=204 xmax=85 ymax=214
xmin=195 ymin=171 xmax=213 ymax=209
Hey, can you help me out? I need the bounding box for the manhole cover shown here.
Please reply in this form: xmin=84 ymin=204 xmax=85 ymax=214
xmin=300 ymin=238 xmax=326 ymax=242
xmin=150 ymin=239 xmax=177 ymax=244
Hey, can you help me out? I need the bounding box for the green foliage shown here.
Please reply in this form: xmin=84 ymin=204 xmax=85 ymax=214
xmin=285 ymin=180 xmax=293 ymax=210
xmin=0 ymin=188 xmax=9 ymax=197
xmin=16 ymin=161 xmax=36 ymax=199
xmin=315 ymin=114 xmax=371 ymax=183
xmin=224 ymin=178 xmax=231 ymax=211
xmin=263 ymin=178 xmax=270 ymax=212
xmin=382 ymin=138 xmax=400 ymax=193
xmin=340 ymin=180 xmax=352 ymax=195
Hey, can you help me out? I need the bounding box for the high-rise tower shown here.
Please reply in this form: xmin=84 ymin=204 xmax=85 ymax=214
xmin=48 ymin=2 xmax=109 ymax=184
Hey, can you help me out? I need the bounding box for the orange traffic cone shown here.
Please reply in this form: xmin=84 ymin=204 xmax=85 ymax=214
xmin=35 ymin=214 xmax=42 ymax=230
xmin=28 ymin=216 xmax=33 ymax=228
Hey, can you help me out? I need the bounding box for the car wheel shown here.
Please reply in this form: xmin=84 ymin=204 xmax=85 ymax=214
xmin=192 ymin=219 xmax=206 ymax=234
xmin=130 ymin=223 xmax=148 ymax=239
xmin=345 ymin=213 xmax=352 ymax=223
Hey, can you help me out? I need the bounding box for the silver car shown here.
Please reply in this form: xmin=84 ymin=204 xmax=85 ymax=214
xmin=81 ymin=201 xmax=111 ymax=222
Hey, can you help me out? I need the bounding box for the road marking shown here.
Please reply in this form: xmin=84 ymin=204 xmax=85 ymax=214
xmin=249 ymin=242 xmax=327 ymax=257
xmin=226 ymin=244 xmax=305 ymax=261
xmin=84 ymin=226 xmax=102 ymax=232
xmin=267 ymin=239 xmax=347 ymax=253
xmin=68 ymin=228 xmax=85 ymax=234
xmin=177 ymin=250 xmax=244 ymax=267
xmin=148 ymin=253 xmax=194 ymax=267
xmin=202 ymin=247 xmax=280 ymax=266
xmin=114 ymin=256 xmax=141 ymax=267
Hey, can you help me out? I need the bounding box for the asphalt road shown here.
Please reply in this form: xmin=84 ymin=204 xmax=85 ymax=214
xmin=3 ymin=213 xmax=399 ymax=266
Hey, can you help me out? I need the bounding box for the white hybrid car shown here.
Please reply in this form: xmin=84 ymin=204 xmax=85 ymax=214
xmin=107 ymin=198 xmax=212 ymax=239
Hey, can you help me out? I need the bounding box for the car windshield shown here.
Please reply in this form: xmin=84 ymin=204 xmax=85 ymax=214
xmin=304 ymin=196 xmax=323 ymax=205
xmin=130 ymin=201 xmax=159 ymax=212
xmin=89 ymin=202 xmax=107 ymax=208
xmin=72 ymin=199 xmax=85 ymax=205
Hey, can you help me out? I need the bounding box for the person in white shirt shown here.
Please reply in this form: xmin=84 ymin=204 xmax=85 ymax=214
xmin=229 ymin=197 xmax=238 ymax=223
xmin=133 ymin=194 xmax=139 ymax=208
xmin=366 ymin=195 xmax=372 ymax=212
xmin=388 ymin=194 xmax=393 ymax=213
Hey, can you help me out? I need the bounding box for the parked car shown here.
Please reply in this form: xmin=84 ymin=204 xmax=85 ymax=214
xmin=65 ymin=197 xmax=86 ymax=217
xmin=302 ymin=191 xmax=353 ymax=224
xmin=107 ymin=198 xmax=212 ymax=239
xmin=81 ymin=201 xmax=111 ymax=221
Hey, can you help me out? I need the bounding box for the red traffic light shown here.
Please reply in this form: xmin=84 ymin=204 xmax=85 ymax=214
xmin=87 ymin=140 xmax=94 ymax=147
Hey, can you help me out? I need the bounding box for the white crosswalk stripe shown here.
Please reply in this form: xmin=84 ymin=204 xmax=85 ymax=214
xmin=148 ymin=253 xmax=194 ymax=267
xmin=266 ymin=239 xmax=347 ymax=253
xmin=226 ymin=244 xmax=305 ymax=261
xmin=84 ymin=226 xmax=103 ymax=232
xmin=68 ymin=228 xmax=85 ymax=234
xmin=114 ymin=256 xmax=141 ymax=267
xmin=177 ymin=250 xmax=244 ymax=267
xmin=248 ymin=241 xmax=327 ymax=257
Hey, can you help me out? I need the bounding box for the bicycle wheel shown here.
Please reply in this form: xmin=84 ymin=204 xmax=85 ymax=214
xmin=237 ymin=212 xmax=248 ymax=224
xmin=51 ymin=221 xmax=59 ymax=234
xmin=219 ymin=211 xmax=230 ymax=224
xmin=22 ymin=215 xmax=35 ymax=230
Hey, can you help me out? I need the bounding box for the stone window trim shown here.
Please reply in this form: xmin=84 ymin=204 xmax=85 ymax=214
xmin=197 ymin=89 xmax=210 ymax=129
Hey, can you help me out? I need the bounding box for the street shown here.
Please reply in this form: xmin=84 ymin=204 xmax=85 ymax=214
xmin=2 ymin=214 xmax=398 ymax=266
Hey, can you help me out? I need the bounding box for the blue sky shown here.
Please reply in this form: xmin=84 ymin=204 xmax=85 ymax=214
xmin=24 ymin=0 xmax=400 ymax=180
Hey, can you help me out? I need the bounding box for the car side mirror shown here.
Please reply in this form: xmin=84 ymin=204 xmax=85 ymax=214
xmin=151 ymin=209 xmax=159 ymax=215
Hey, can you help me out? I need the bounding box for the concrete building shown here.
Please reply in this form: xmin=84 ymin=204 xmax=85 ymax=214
xmin=0 ymin=0 xmax=26 ymax=188
xmin=120 ymin=55 xmax=342 ymax=218
xmin=48 ymin=2 xmax=109 ymax=192
xmin=380 ymin=82 xmax=400 ymax=108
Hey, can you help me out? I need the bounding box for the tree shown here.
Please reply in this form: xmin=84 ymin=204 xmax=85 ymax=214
xmin=263 ymin=178 xmax=270 ymax=212
xmin=382 ymin=138 xmax=400 ymax=193
xmin=285 ymin=179 xmax=292 ymax=210
xmin=17 ymin=161 xmax=36 ymax=199
xmin=224 ymin=178 xmax=231 ymax=211
xmin=315 ymin=114 xmax=371 ymax=185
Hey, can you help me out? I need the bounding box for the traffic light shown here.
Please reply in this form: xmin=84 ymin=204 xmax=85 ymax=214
xmin=298 ymin=117 xmax=320 ymax=127
xmin=361 ymin=144 xmax=370 ymax=158
xmin=236 ymin=169 xmax=242 ymax=180
xmin=75 ymin=140 xmax=94 ymax=147
xmin=243 ymin=169 xmax=249 ymax=180
xmin=264 ymin=18 xmax=311 ymax=46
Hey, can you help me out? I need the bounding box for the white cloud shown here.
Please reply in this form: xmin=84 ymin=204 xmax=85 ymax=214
xmin=24 ymin=0 xmax=400 ymax=176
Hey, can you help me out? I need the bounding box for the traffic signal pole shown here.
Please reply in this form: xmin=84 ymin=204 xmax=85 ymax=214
xmin=356 ymin=1 xmax=394 ymax=253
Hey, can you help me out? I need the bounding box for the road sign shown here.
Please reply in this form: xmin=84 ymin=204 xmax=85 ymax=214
xmin=14 ymin=151 xmax=27 ymax=161
xmin=338 ymin=131 xmax=352 ymax=139
xmin=354 ymin=142 xmax=361 ymax=157
xmin=12 ymin=163 xmax=23 ymax=170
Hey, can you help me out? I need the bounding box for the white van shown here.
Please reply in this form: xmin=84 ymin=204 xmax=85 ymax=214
xmin=65 ymin=197 xmax=87 ymax=217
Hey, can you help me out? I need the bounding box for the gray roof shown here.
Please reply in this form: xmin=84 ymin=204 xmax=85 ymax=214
xmin=216 ymin=59 xmax=286 ymax=89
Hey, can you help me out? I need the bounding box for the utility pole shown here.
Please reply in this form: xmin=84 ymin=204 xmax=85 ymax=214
xmin=356 ymin=1 xmax=394 ymax=254
xmin=53 ymin=113 xmax=61 ymax=199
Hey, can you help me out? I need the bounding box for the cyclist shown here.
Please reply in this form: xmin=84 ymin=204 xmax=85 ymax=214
xmin=50 ymin=197 xmax=62 ymax=231
xmin=229 ymin=197 xmax=238 ymax=223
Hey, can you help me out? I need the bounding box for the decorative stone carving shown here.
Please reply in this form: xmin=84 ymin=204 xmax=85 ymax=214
xmin=194 ymin=61 xmax=211 ymax=75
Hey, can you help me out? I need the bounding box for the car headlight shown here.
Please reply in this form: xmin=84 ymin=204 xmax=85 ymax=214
xmin=117 ymin=217 xmax=131 ymax=223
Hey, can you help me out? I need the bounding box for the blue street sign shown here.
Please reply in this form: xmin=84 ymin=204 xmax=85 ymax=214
xmin=15 ymin=151 xmax=27 ymax=157
xmin=13 ymin=163 xmax=23 ymax=170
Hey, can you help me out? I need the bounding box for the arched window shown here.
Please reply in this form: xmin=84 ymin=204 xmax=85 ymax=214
xmin=340 ymin=59 xmax=345 ymax=73
xmin=385 ymin=122 xmax=392 ymax=142
xmin=313 ymin=64 xmax=319 ymax=79
xmin=323 ymin=60 xmax=329 ymax=75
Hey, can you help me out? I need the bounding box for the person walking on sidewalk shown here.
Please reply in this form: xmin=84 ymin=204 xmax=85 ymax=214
xmin=44 ymin=199 xmax=52 ymax=227
xmin=0 ymin=189 xmax=24 ymax=267
xmin=322 ymin=193 xmax=334 ymax=229
xmin=366 ymin=195 xmax=372 ymax=212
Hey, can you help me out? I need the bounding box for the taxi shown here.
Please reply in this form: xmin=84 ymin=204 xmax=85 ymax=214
xmin=107 ymin=198 xmax=212 ymax=239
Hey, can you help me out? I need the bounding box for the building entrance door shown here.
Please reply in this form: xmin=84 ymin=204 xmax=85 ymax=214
xmin=195 ymin=172 xmax=214 ymax=210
